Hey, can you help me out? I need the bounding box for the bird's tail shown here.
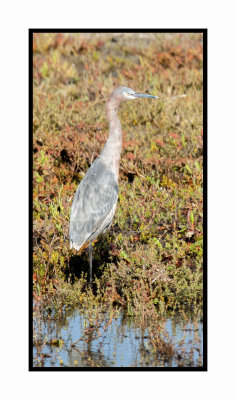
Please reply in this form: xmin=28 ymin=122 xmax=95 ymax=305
xmin=70 ymin=239 xmax=84 ymax=251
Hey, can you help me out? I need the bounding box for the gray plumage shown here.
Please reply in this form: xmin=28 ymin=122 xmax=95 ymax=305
xmin=70 ymin=158 xmax=118 ymax=249
xmin=69 ymin=87 xmax=158 ymax=283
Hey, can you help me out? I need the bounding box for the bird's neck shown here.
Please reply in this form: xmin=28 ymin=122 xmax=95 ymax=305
xmin=100 ymin=101 xmax=123 ymax=180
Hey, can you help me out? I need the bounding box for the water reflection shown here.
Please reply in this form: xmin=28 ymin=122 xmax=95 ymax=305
xmin=33 ymin=309 xmax=203 ymax=368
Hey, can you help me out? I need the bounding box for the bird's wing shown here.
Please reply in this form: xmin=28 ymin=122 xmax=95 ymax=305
xmin=69 ymin=159 xmax=118 ymax=250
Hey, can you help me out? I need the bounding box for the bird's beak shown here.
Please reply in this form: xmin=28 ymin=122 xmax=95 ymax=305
xmin=133 ymin=92 xmax=159 ymax=99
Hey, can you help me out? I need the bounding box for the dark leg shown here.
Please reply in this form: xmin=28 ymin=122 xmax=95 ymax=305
xmin=89 ymin=241 xmax=93 ymax=284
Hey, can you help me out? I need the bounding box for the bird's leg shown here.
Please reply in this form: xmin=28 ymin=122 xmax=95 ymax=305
xmin=89 ymin=241 xmax=93 ymax=284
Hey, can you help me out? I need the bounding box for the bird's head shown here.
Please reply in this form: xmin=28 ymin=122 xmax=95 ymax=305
xmin=109 ymin=87 xmax=159 ymax=104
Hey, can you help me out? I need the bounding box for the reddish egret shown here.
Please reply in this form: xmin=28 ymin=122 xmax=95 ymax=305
xmin=69 ymin=87 xmax=158 ymax=283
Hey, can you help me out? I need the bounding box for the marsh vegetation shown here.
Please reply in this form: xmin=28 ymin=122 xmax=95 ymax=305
xmin=33 ymin=32 xmax=204 ymax=368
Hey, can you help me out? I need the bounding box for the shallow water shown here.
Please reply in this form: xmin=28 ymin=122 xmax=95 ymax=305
xmin=33 ymin=309 xmax=203 ymax=368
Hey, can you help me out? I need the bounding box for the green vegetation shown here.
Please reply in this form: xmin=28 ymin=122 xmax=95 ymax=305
xmin=33 ymin=33 xmax=203 ymax=322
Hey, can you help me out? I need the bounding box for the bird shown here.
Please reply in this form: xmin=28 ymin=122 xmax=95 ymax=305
xmin=69 ymin=87 xmax=159 ymax=284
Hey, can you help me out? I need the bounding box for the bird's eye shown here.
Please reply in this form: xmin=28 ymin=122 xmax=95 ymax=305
xmin=123 ymin=92 xmax=134 ymax=99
